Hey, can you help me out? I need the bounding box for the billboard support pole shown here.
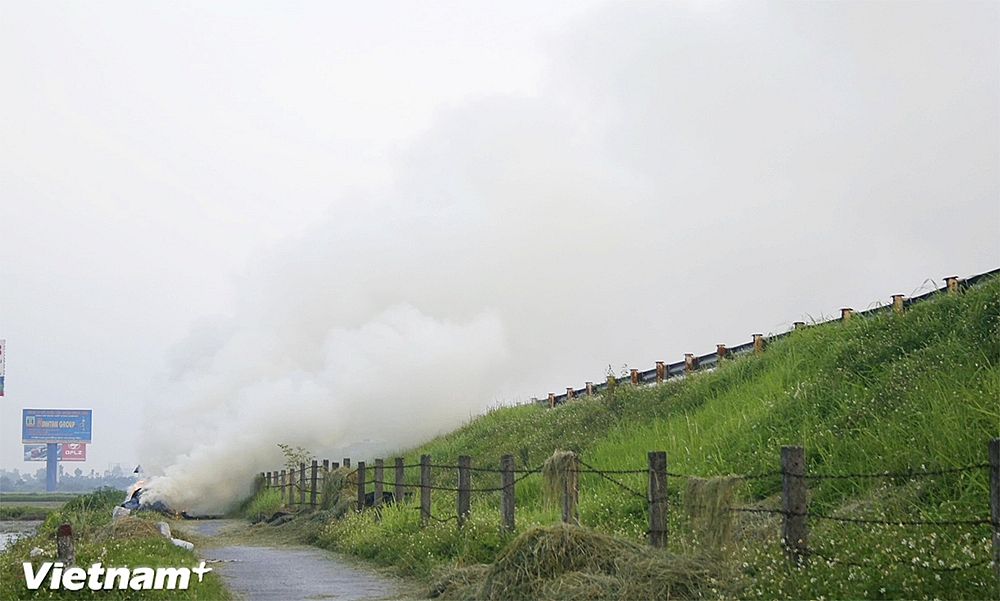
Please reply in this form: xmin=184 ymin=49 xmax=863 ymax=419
xmin=46 ymin=443 xmax=58 ymax=491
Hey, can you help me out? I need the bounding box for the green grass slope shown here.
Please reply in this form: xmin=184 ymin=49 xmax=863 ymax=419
xmin=312 ymin=275 xmax=998 ymax=599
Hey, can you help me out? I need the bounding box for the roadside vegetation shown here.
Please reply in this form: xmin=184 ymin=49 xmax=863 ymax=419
xmin=0 ymin=488 xmax=231 ymax=600
xmin=240 ymin=275 xmax=999 ymax=599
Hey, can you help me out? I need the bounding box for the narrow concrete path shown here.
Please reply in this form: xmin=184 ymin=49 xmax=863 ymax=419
xmin=185 ymin=520 xmax=401 ymax=601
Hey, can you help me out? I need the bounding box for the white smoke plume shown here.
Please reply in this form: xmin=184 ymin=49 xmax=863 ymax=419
xmin=139 ymin=3 xmax=997 ymax=513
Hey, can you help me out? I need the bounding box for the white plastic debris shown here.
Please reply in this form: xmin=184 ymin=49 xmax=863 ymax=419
xmin=29 ymin=547 xmax=45 ymax=558
xmin=112 ymin=506 xmax=131 ymax=520
xmin=155 ymin=522 xmax=172 ymax=538
xmin=170 ymin=538 xmax=194 ymax=550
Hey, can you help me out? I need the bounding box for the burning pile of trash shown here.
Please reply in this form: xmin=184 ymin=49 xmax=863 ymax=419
xmin=110 ymin=468 xmax=195 ymax=550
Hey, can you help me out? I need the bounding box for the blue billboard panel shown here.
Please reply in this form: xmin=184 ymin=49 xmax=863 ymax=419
xmin=22 ymin=409 xmax=92 ymax=443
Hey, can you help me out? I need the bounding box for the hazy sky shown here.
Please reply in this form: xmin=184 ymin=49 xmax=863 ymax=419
xmin=1 ymin=2 xmax=997 ymax=508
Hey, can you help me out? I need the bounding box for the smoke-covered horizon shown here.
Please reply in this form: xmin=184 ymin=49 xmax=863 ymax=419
xmin=2 ymin=3 xmax=995 ymax=511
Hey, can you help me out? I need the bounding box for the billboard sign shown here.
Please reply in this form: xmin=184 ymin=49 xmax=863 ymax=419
xmin=23 ymin=443 xmax=87 ymax=462
xmin=22 ymin=409 xmax=92 ymax=443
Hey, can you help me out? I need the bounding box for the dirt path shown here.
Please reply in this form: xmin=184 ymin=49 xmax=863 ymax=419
xmin=180 ymin=519 xmax=410 ymax=601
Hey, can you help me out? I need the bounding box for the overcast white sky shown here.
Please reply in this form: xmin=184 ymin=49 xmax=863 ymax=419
xmin=1 ymin=2 xmax=997 ymax=505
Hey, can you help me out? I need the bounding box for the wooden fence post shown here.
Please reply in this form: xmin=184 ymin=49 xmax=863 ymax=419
xmin=323 ymin=459 xmax=329 ymax=473
xmin=945 ymin=276 xmax=959 ymax=293
xmin=648 ymin=451 xmax=667 ymax=548
xmin=395 ymin=457 xmax=405 ymax=505
xmin=420 ymin=454 xmax=431 ymax=526
xmin=586 ymin=382 xmax=593 ymax=396
xmin=656 ymin=362 xmax=665 ymax=382
xmin=753 ymin=334 xmax=763 ymax=354
xmin=606 ymin=374 xmax=616 ymax=395
xmin=841 ymin=308 xmax=853 ymax=322
xmin=309 ymin=459 xmax=319 ymax=507
xmin=717 ymin=345 xmax=727 ymax=362
xmin=781 ymin=446 xmax=807 ymax=566
xmin=684 ymin=353 xmax=696 ymax=373
xmin=343 ymin=458 xmax=350 ymax=468
xmin=457 ymin=455 xmax=471 ymax=527
xmin=793 ymin=322 xmax=805 ymax=330
xmin=356 ymin=461 xmax=366 ymax=512
xmin=374 ymin=459 xmax=384 ymax=509
xmin=562 ymin=453 xmax=579 ymax=525
xmin=280 ymin=469 xmax=286 ymax=504
xmin=988 ymin=437 xmax=999 ymax=590
xmin=630 ymin=369 xmax=639 ymax=385
xmin=57 ymin=523 xmax=75 ymax=565
xmin=548 ymin=393 xmax=555 ymax=408
xmin=500 ymin=454 xmax=515 ymax=532
xmin=299 ymin=463 xmax=306 ymax=506
xmin=332 ymin=462 xmax=340 ymax=470
xmin=566 ymin=387 xmax=574 ymax=400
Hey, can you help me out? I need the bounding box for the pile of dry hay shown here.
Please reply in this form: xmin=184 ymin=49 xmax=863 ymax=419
xmin=97 ymin=517 xmax=163 ymax=541
xmin=453 ymin=523 xmax=717 ymax=601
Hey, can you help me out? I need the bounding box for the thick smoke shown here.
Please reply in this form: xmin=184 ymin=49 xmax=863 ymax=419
xmin=139 ymin=3 xmax=997 ymax=513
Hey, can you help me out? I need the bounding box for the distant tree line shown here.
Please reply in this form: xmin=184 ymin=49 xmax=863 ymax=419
xmin=0 ymin=465 xmax=135 ymax=492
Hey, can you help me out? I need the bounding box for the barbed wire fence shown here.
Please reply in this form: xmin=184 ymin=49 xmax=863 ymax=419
xmin=259 ymin=437 xmax=999 ymax=585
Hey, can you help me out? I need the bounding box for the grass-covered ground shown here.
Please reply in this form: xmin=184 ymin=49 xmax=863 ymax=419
xmin=0 ymin=488 xmax=231 ymax=600
xmin=247 ymin=275 xmax=999 ymax=599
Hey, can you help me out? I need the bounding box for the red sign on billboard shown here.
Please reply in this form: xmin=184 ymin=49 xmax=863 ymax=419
xmin=60 ymin=443 xmax=86 ymax=461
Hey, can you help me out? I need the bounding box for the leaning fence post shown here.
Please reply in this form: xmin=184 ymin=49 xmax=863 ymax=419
xmin=988 ymin=437 xmax=999 ymax=590
xmin=500 ymin=454 xmax=515 ymax=532
xmin=458 ymin=455 xmax=471 ymax=527
xmin=394 ymin=457 xmax=405 ymax=505
xmin=420 ymin=454 xmax=432 ymax=526
xmin=57 ymin=523 xmax=75 ymax=565
xmin=374 ymin=459 xmax=384 ymax=510
xmin=781 ymin=445 xmax=808 ymax=566
xmin=356 ymin=461 xmax=366 ymax=512
xmin=310 ymin=460 xmax=318 ymax=507
xmin=648 ymin=451 xmax=667 ymax=548
xmin=299 ymin=463 xmax=306 ymax=506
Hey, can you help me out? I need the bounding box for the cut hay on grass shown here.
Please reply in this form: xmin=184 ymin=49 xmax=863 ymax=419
xmin=478 ymin=523 xmax=716 ymax=600
xmin=684 ymin=476 xmax=741 ymax=552
xmin=428 ymin=564 xmax=491 ymax=599
xmin=97 ymin=516 xmax=164 ymax=541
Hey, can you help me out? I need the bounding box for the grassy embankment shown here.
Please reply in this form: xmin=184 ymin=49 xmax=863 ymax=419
xmin=244 ymin=275 xmax=998 ymax=599
xmin=0 ymin=489 xmax=231 ymax=600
